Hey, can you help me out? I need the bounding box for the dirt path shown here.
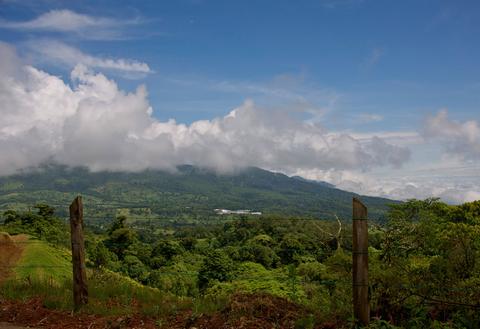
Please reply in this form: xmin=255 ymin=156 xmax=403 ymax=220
xmin=0 ymin=294 xmax=333 ymax=329
xmin=0 ymin=233 xmax=27 ymax=283
xmin=0 ymin=234 xmax=33 ymax=329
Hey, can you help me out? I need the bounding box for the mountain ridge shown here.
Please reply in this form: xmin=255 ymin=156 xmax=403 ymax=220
xmin=0 ymin=164 xmax=398 ymax=223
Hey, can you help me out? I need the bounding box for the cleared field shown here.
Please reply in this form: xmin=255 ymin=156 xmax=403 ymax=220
xmin=12 ymin=238 xmax=71 ymax=282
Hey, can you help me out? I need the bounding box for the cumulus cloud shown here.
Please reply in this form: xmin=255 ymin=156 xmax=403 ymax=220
xmin=0 ymin=41 xmax=410 ymax=177
xmin=27 ymin=40 xmax=151 ymax=77
xmin=0 ymin=9 xmax=139 ymax=40
xmin=423 ymin=109 xmax=480 ymax=160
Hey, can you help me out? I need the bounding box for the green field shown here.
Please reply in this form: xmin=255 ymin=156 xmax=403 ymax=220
xmin=13 ymin=239 xmax=71 ymax=281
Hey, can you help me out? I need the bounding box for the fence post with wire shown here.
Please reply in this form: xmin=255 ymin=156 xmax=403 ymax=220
xmin=352 ymin=197 xmax=369 ymax=326
xmin=69 ymin=195 xmax=88 ymax=310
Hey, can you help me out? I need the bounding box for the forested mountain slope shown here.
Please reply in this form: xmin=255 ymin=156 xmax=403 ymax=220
xmin=0 ymin=164 xmax=397 ymax=222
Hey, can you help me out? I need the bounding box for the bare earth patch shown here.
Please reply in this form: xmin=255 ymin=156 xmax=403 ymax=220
xmin=0 ymin=298 xmax=158 ymax=329
xmin=0 ymin=234 xmax=28 ymax=283
xmin=0 ymin=293 xmax=341 ymax=329
xmin=0 ymin=323 xmax=35 ymax=329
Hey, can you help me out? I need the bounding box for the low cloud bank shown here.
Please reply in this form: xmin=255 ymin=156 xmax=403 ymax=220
xmin=0 ymin=42 xmax=410 ymax=178
xmin=295 ymin=167 xmax=480 ymax=204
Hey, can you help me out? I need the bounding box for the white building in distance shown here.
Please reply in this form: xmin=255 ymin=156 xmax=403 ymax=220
xmin=214 ymin=209 xmax=262 ymax=215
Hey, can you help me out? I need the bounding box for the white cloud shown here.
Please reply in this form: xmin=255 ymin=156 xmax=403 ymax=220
xmin=294 ymin=164 xmax=480 ymax=204
xmin=27 ymin=40 xmax=151 ymax=77
xmin=1 ymin=42 xmax=478 ymax=203
xmin=0 ymin=9 xmax=139 ymax=40
xmin=423 ymin=109 xmax=480 ymax=160
xmin=0 ymin=42 xmax=409 ymax=178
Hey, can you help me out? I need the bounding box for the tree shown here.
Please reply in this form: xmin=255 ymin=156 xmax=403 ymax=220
xmin=1 ymin=205 xmax=68 ymax=246
xmin=198 ymin=249 xmax=233 ymax=290
xmin=105 ymin=227 xmax=138 ymax=259
xmin=450 ymin=200 xmax=480 ymax=224
xmin=34 ymin=203 xmax=55 ymax=219
xmin=107 ymin=215 xmax=128 ymax=235
xmin=2 ymin=210 xmax=19 ymax=225
xmin=87 ymin=241 xmax=118 ymax=268
xmin=123 ymin=255 xmax=149 ymax=283
xmin=180 ymin=237 xmax=197 ymax=251
xmin=278 ymin=234 xmax=304 ymax=264
xmin=152 ymin=240 xmax=184 ymax=262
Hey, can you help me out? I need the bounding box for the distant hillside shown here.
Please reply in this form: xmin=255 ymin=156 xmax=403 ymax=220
xmin=291 ymin=176 xmax=335 ymax=188
xmin=0 ymin=164 xmax=398 ymax=223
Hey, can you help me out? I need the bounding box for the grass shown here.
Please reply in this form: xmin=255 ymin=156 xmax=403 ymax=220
xmin=13 ymin=239 xmax=72 ymax=281
xmin=1 ymin=238 xmax=194 ymax=317
xmin=2 ymin=268 xmax=194 ymax=317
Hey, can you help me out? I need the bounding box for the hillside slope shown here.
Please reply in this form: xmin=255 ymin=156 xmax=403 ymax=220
xmin=0 ymin=233 xmax=71 ymax=284
xmin=0 ymin=164 xmax=397 ymax=222
xmin=13 ymin=239 xmax=71 ymax=282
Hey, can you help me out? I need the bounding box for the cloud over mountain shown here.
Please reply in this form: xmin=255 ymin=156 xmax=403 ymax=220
xmin=0 ymin=42 xmax=410 ymax=177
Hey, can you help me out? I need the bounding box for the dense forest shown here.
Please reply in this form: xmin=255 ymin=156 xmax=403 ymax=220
xmin=1 ymin=198 xmax=479 ymax=328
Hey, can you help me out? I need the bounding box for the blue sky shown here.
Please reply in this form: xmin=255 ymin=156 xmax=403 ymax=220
xmin=0 ymin=0 xmax=479 ymax=202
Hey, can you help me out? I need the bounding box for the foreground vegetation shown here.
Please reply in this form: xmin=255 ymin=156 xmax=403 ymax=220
xmin=1 ymin=198 xmax=480 ymax=328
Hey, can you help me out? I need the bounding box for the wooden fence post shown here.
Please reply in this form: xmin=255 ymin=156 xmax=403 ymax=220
xmin=352 ymin=197 xmax=369 ymax=326
xmin=70 ymin=196 xmax=88 ymax=310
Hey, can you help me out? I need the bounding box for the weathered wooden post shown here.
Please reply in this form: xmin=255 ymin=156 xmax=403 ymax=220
xmin=69 ymin=196 xmax=88 ymax=310
xmin=352 ymin=197 xmax=369 ymax=326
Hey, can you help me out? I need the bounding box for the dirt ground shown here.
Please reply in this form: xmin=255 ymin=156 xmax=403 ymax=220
xmin=0 ymin=298 xmax=159 ymax=329
xmin=0 ymin=323 xmax=35 ymax=329
xmin=0 ymin=233 xmax=27 ymax=283
xmin=0 ymin=293 xmax=338 ymax=329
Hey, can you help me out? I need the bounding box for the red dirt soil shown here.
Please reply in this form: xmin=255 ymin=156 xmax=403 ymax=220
xmin=0 ymin=234 xmax=28 ymax=283
xmin=0 ymin=293 xmax=338 ymax=329
xmin=0 ymin=298 xmax=165 ymax=329
xmin=0 ymin=322 xmax=33 ymax=329
xmin=0 ymin=298 xmax=159 ymax=329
